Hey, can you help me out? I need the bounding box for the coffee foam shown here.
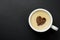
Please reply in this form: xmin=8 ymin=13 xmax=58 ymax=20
xmin=30 ymin=10 xmax=51 ymax=30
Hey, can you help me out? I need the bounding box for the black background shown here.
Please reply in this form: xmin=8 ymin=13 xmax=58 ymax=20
xmin=0 ymin=0 xmax=60 ymax=40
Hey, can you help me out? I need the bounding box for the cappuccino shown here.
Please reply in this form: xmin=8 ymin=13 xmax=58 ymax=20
xmin=30 ymin=10 xmax=51 ymax=30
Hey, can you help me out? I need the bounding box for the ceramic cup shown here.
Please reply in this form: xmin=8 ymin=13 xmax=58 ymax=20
xmin=28 ymin=8 xmax=58 ymax=32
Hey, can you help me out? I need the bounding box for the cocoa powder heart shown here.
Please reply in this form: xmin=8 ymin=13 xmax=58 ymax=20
xmin=36 ymin=16 xmax=46 ymax=26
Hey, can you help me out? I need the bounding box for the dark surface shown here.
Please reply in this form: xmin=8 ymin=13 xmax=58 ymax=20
xmin=0 ymin=0 xmax=60 ymax=40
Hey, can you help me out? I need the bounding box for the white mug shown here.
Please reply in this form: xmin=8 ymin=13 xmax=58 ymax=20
xmin=28 ymin=8 xmax=58 ymax=32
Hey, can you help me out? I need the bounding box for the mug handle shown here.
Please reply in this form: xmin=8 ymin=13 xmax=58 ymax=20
xmin=51 ymin=25 xmax=58 ymax=31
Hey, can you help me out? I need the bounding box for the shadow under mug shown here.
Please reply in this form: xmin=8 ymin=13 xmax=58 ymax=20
xmin=28 ymin=8 xmax=58 ymax=32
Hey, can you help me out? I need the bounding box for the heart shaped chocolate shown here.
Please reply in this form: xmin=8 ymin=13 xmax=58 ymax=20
xmin=36 ymin=16 xmax=46 ymax=26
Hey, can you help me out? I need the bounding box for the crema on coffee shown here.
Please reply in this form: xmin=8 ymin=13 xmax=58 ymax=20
xmin=30 ymin=10 xmax=51 ymax=30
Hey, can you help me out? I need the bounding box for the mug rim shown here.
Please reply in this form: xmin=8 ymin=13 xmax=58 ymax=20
xmin=28 ymin=8 xmax=53 ymax=32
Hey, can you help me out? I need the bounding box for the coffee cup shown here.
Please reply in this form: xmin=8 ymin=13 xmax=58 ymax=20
xmin=28 ymin=8 xmax=58 ymax=32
